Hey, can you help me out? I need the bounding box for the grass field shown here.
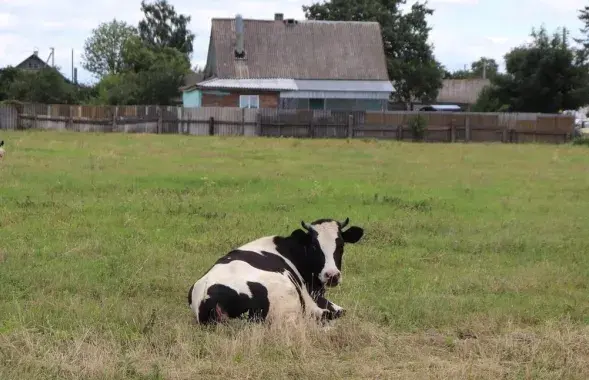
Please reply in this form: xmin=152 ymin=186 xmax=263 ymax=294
xmin=1 ymin=130 xmax=589 ymax=379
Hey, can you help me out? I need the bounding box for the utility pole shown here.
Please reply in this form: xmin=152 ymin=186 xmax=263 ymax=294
xmin=482 ymin=61 xmax=487 ymax=79
xmin=46 ymin=47 xmax=55 ymax=67
xmin=71 ymin=48 xmax=74 ymax=82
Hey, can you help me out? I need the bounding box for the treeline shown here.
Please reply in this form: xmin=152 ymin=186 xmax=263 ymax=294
xmin=0 ymin=0 xmax=196 ymax=106
xmin=2 ymin=0 xmax=589 ymax=114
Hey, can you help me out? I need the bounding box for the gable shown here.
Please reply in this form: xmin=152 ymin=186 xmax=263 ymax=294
xmin=16 ymin=55 xmax=50 ymax=70
xmin=209 ymin=18 xmax=390 ymax=81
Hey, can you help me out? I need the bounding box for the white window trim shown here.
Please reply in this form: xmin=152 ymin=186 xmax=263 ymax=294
xmin=239 ymin=94 xmax=260 ymax=109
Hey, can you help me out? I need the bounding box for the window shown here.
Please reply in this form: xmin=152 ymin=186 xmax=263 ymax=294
xmin=309 ymin=98 xmax=325 ymax=110
xmin=239 ymin=95 xmax=260 ymax=109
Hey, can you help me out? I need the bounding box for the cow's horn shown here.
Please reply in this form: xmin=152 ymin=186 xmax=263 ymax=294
xmin=301 ymin=220 xmax=312 ymax=230
xmin=339 ymin=217 xmax=349 ymax=229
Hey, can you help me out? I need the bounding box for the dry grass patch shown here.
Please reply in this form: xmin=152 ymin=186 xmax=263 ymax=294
xmin=1 ymin=317 xmax=588 ymax=379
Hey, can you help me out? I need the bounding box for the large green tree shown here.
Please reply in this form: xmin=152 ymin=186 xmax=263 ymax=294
xmin=81 ymin=19 xmax=138 ymax=78
xmin=94 ymin=35 xmax=191 ymax=105
xmin=472 ymin=26 xmax=589 ymax=113
xmin=138 ymin=0 xmax=195 ymax=62
xmin=302 ymin=0 xmax=444 ymax=109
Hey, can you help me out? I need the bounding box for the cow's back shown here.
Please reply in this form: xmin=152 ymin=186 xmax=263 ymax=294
xmin=189 ymin=248 xmax=305 ymax=324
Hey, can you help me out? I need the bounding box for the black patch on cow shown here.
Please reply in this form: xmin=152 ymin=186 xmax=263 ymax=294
xmin=197 ymin=281 xmax=270 ymax=324
xmin=187 ymin=283 xmax=194 ymax=306
xmin=215 ymin=249 xmax=307 ymax=311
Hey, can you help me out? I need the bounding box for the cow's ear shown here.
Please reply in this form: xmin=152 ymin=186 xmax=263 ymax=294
xmin=342 ymin=226 xmax=364 ymax=244
xmin=290 ymin=229 xmax=309 ymax=242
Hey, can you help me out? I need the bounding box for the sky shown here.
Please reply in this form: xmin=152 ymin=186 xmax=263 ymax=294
xmin=0 ymin=0 xmax=586 ymax=85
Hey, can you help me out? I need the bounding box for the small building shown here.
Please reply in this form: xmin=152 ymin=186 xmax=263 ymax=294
xmin=178 ymin=71 xmax=205 ymax=107
xmin=182 ymin=13 xmax=394 ymax=110
xmin=15 ymin=51 xmax=70 ymax=82
xmin=435 ymin=78 xmax=490 ymax=108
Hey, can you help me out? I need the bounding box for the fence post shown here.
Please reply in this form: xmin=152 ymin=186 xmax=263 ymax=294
xmin=465 ymin=115 xmax=471 ymax=142
xmin=208 ymin=116 xmax=215 ymax=136
xmin=397 ymin=124 xmax=403 ymax=140
xmin=450 ymin=120 xmax=456 ymax=142
xmin=502 ymin=127 xmax=508 ymax=143
xmin=256 ymin=111 xmax=262 ymax=136
xmin=241 ymin=108 xmax=246 ymax=136
xmin=112 ymin=107 xmax=117 ymax=132
xmin=68 ymin=106 xmax=74 ymax=131
xmin=156 ymin=107 xmax=162 ymax=134
xmin=347 ymin=114 xmax=354 ymax=138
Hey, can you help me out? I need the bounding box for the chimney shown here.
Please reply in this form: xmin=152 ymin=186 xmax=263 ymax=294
xmin=234 ymin=14 xmax=245 ymax=59
xmin=33 ymin=49 xmax=38 ymax=56
xmin=274 ymin=13 xmax=283 ymax=21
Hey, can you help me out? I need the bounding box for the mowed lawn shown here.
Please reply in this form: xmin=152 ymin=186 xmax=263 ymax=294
xmin=1 ymin=130 xmax=589 ymax=379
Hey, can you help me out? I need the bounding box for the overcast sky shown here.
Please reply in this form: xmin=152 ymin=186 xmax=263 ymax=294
xmin=0 ymin=0 xmax=585 ymax=84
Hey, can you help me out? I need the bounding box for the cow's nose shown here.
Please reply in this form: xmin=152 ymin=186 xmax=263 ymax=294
xmin=325 ymin=271 xmax=341 ymax=285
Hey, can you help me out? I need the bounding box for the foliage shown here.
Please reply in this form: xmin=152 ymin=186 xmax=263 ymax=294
xmin=572 ymin=135 xmax=589 ymax=146
xmin=0 ymin=67 xmax=79 ymax=104
xmin=302 ymin=0 xmax=445 ymax=109
xmin=470 ymin=82 xmax=510 ymax=112
xmin=1 ymin=132 xmax=589 ymax=378
xmin=472 ymin=26 xmax=589 ymax=113
xmin=0 ymin=66 xmax=21 ymax=101
xmin=81 ymin=19 xmax=138 ymax=78
xmin=138 ymin=0 xmax=195 ymax=62
xmin=93 ymin=36 xmax=190 ymax=105
xmin=447 ymin=57 xmax=499 ymax=80
xmin=408 ymin=113 xmax=427 ymax=140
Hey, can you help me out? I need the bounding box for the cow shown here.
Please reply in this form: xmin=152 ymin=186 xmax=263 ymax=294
xmin=187 ymin=217 xmax=364 ymax=325
xmin=0 ymin=140 xmax=4 ymax=159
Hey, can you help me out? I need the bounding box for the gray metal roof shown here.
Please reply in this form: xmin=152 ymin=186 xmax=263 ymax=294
xmin=280 ymin=90 xmax=391 ymax=100
xmin=196 ymin=79 xmax=394 ymax=97
xmin=294 ymin=80 xmax=393 ymax=92
xmin=197 ymin=78 xmax=297 ymax=91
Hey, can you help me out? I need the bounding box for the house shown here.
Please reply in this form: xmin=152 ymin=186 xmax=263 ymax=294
xmin=182 ymin=13 xmax=394 ymax=110
xmin=15 ymin=51 xmax=70 ymax=82
xmin=435 ymin=78 xmax=490 ymax=108
xmin=179 ymin=70 xmax=205 ymax=107
xmin=388 ymin=78 xmax=491 ymax=110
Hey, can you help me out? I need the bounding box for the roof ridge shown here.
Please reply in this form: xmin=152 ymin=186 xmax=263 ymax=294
xmin=211 ymin=18 xmax=379 ymax=24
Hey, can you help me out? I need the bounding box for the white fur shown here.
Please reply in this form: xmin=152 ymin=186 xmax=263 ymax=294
xmin=190 ymin=236 xmax=328 ymax=324
xmin=309 ymin=221 xmax=342 ymax=284
xmin=0 ymin=148 xmax=4 ymax=159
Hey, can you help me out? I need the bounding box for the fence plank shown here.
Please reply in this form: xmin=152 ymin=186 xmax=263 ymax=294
xmin=0 ymin=103 xmax=576 ymax=144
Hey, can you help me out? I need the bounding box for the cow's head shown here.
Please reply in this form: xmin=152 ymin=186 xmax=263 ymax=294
xmin=299 ymin=217 xmax=364 ymax=287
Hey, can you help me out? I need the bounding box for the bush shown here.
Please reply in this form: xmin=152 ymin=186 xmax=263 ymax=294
xmin=572 ymin=136 xmax=589 ymax=146
xmin=408 ymin=114 xmax=427 ymax=141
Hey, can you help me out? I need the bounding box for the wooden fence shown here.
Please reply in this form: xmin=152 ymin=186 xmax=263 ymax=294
xmin=0 ymin=103 xmax=576 ymax=144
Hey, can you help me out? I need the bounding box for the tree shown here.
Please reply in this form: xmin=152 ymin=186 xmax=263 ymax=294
xmin=138 ymin=0 xmax=195 ymax=61
xmin=81 ymin=19 xmax=138 ymax=78
xmin=94 ymin=35 xmax=191 ymax=105
xmin=575 ymin=5 xmax=589 ymax=62
xmin=4 ymin=68 xmax=78 ymax=104
xmin=0 ymin=66 xmax=21 ymax=101
xmin=470 ymin=57 xmax=498 ymax=79
xmin=446 ymin=57 xmax=499 ymax=79
xmin=473 ymin=25 xmax=589 ymax=113
xmin=302 ymin=0 xmax=444 ymax=109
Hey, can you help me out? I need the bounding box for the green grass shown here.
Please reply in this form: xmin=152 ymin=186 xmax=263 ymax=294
xmin=1 ymin=130 xmax=589 ymax=379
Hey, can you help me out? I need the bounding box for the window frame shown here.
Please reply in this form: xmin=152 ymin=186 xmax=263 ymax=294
xmin=239 ymin=94 xmax=260 ymax=109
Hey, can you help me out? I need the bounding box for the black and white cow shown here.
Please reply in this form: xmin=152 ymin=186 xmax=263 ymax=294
xmin=187 ymin=217 xmax=364 ymax=324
